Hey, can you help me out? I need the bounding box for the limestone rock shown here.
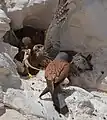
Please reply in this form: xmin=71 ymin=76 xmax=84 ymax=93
xmin=0 ymin=69 xmax=106 ymax=120
xmin=0 ymin=53 xmax=21 ymax=91
xmin=0 ymin=109 xmax=27 ymax=120
xmin=0 ymin=42 xmax=18 ymax=59
xmin=3 ymin=88 xmax=64 ymax=120
xmin=0 ymin=1 xmax=107 ymax=120
xmin=78 ymin=100 xmax=94 ymax=114
xmin=0 ymin=103 xmax=5 ymax=116
xmin=0 ymin=9 xmax=10 ymax=40
xmin=25 ymin=115 xmax=45 ymax=120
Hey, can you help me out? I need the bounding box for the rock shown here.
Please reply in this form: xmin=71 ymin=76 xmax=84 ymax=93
xmin=0 ymin=69 xmax=106 ymax=120
xmin=58 ymin=0 xmax=107 ymax=52
xmin=0 ymin=87 xmax=5 ymax=116
xmin=0 ymin=103 xmax=5 ymax=116
xmin=3 ymin=88 xmax=64 ymax=120
xmin=5 ymin=0 xmax=58 ymax=30
xmin=64 ymin=86 xmax=107 ymax=120
xmin=0 ymin=109 xmax=27 ymax=120
xmin=8 ymin=46 xmax=18 ymax=60
xmin=0 ymin=52 xmax=17 ymax=74
xmin=0 ymin=53 xmax=21 ymax=91
xmin=1 ymin=1 xmax=107 ymax=120
xmin=0 ymin=86 xmax=4 ymax=103
xmin=78 ymin=100 xmax=94 ymax=114
xmin=0 ymin=42 xmax=18 ymax=59
xmin=0 ymin=9 xmax=10 ymax=40
xmin=3 ymin=88 xmax=48 ymax=118
xmin=25 ymin=115 xmax=46 ymax=120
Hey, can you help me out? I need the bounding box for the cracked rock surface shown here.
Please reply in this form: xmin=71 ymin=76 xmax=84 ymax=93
xmin=0 ymin=56 xmax=107 ymax=120
xmin=1 ymin=0 xmax=107 ymax=120
xmin=0 ymin=36 xmax=107 ymax=120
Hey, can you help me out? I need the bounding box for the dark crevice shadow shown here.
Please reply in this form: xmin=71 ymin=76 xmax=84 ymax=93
xmin=85 ymin=88 xmax=100 ymax=92
xmin=40 ymin=97 xmax=52 ymax=101
xmin=0 ymin=104 xmax=6 ymax=117
xmin=61 ymin=88 xmax=76 ymax=99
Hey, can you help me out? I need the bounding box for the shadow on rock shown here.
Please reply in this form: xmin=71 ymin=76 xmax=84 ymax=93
xmin=0 ymin=74 xmax=22 ymax=92
xmin=61 ymin=88 xmax=76 ymax=99
xmin=0 ymin=103 xmax=6 ymax=117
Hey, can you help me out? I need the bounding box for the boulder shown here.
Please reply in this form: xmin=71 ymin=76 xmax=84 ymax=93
xmin=0 ymin=52 xmax=21 ymax=92
xmin=5 ymin=0 xmax=58 ymax=30
xmin=0 ymin=1 xmax=107 ymax=120
xmin=0 ymin=109 xmax=27 ymax=120
xmin=0 ymin=9 xmax=10 ymax=40
xmin=3 ymin=88 xmax=64 ymax=120
xmin=3 ymin=75 xmax=107 ymax=120
xmin=0 ymin=42 xmax=18 ymax=59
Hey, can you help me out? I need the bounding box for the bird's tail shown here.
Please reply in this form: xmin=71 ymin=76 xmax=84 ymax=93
xmin=39 ymin=80 xmax=54 ymax=99
xmin=39 ymin=87 xmax=49 ymax=99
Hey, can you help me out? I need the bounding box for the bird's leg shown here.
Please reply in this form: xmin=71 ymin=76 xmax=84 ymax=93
xmin=39 ymin=87 xmax=49 ymax=99
xmin=52 ymin=84 xmax=69 ymax=115
xmin=46 ymin=79 xmax=54 ymax=95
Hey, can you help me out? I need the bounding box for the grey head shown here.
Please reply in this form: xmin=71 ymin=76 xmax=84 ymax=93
xmin=55 ymin=52 xmax=69 ymax=61
xmin=72 ymin=53 xmax=93 ymax=72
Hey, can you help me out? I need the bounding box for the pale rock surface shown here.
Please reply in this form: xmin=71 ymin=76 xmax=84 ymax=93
xmin=0 ymin=52 xmax=21 ymax=92
xmin=0 ymin=109 xmax=27 ymax=120
xmin=0 ymin=54 xmax=107 ymax=120
xmin=2 ymin=69 xmax=107 ymax=120
xmin=0 ymin=9 xmax=10 ymax=40
xmin=3 ymin=72 xmax=107 ymax=120
xmin=0 ymin=103 xmax=5 ymax=116
xmin=0 ymin=41 xmax=18 ymax=59
xmin=0 ymin=86 xmax=5 ymax=116
xmin=60 ymin=0 xmax=107 ymax=52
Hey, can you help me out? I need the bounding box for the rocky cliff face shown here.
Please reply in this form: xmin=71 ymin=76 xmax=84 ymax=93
xmin=60 ymin=0 xmax=107 ymax=52
xmin=5 ymin=0 xmax=58 ymax=30
xmin=45 ymin=0 xmax=107 ymax=91
xmin=0 ymin=0 xmax=107 ymax=120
